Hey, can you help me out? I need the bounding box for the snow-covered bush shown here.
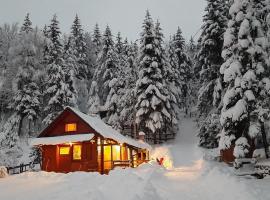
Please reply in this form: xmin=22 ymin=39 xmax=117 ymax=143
xmin=198 ymin=113 xmax=221 ymax=148
xmin=233 ymin=137 xmax=250 ymax=158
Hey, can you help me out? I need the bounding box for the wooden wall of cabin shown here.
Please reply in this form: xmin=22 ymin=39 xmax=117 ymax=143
xmin=41 ymin=141 xmax=98 ymax=173
xmin=41 ymin=145 xmax=57 ymax=172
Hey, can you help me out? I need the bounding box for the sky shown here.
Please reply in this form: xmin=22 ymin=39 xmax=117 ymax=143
xmin=0 ymin=0 xmax=206 ymax=41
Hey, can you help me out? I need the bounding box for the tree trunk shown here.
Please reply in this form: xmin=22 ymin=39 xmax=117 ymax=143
xmin=260 ymin=121 xmax=269 ymax=159
xmin=18 ymin=115 xmax=24 ymax=136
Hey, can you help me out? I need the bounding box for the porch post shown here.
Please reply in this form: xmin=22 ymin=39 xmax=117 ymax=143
xmin=130 ymin=147 xmax=133 ymax=167
xmin=100 ymin=138 xmax=104 ymax=174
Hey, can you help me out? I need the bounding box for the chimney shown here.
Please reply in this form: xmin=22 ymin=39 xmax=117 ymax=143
xmin=138 ymin=131 xmax=145 ymax=141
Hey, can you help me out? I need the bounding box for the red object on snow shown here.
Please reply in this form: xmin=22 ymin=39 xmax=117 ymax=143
xmin=156 ymin=157 xmax=164 ymax=165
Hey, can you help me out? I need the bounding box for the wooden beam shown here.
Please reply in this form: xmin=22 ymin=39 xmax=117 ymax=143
xmin=100 ymin=137 xmax=104 ymax=174
xmin=129 ymin=147 xmax=133 ymax=168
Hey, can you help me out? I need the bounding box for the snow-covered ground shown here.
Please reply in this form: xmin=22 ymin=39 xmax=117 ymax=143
xmin=0 ymin=116 xmax=269 ymax=200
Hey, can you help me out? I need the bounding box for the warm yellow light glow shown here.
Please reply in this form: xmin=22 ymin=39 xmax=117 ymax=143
xmin=60 ymin=147 xmax=70 ymax=155
xmin=162 ymin=158 xmax=173 ymax=169
xmin=73 ymin=145 xmax=82 ymax=160
xmin=65 ymin=123 xmax=77 ymax=132
xmin=104 ymin=146 xmax=111 ymax=161
xmin=112 ymin=145 xmax=120 ymax=160
xmin=127 ymin=148 xmax=130 ymax=160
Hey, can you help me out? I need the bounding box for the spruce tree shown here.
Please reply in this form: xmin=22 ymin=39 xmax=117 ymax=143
xmin=88 ymin=25 xmax=119 ymax=114
xmin=20 ymin=13 xmax=33 ymax=33
xmin=135 ymin=11 xmax=176 ymax=143
xmin=115 ymin=32 xmax=124 ymax=55
xmin=196 ymin=0 xmax=228 ymax=114
xmin=43 ymin=15 xmax=75 ymax=125
xmin=70 ymin=14 xmax=88 ymax=79
xmin=174 ymin=27 xmax=191 ymax=108
xmin=219 ymin=0 xmax=270 ymax=158
xmin=9 ymin=25 xmax=41 ymax=136
xmin=92 ymin=23 xmax=102 ymax=57
xmin=196 ymin=0 xmax=230 ymax=149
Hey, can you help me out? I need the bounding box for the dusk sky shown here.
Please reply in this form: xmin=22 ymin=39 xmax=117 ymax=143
xmin=0 ymin=0 xmax=206 ymax=41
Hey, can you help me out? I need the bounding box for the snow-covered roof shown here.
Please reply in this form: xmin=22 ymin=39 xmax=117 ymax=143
xmin=67 ymin=107 xmax=151 ymax=150
xmin=31 ymin=134 xmax=94 ymax=146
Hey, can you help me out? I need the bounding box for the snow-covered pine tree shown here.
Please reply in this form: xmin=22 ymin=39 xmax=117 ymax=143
xmin=43 ymin=15 xmax=76 ymax=125
xmin=70 ymin=14 xmax=89 ymax=79
xmin=116 ymin=41 xmax=139 ymax=129
xmin=196 ymin=0 xmax=230 ymax=149
xmin=8 ymin=18 xmax=43 ymax=137
xmin=219 ymin=0 xmax=270 ymax=158
xmin=196 ymin=0 xmax=228 ymax=115
xmin=187 ymin=37 xmax=196 ymax=60
xmin=63 ymin=38 xmax=78 ymax=106
xmin=122 ymin=38 xmax=129 ymax=58
xmin=92 ymin=23 xmax=102 ymax=57
xmin=166 ymin=36 xmax=180 ymax=103
xmin=135 ymin=11 xmax=177 ymax=143
xmin=84 ymin=31 xmax=97 ymax=79
xmin=115 ymin=32 xmax=124 ymax=55
xmin=20 ymin=13 xmax=33 ymax=33
xmin=173 ymin=27 xmax=192 ymax=109
xmin=88 ymin=25 xmax=119 ymax=115
xmin=69 ymin=15 xmax=91 ymax=112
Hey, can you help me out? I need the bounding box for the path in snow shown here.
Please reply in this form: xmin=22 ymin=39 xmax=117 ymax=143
xmin=149 ymin=115 xmax=267 ymax=200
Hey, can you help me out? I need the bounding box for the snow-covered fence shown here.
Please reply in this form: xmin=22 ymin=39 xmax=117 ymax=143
xmin=6 ymin=162 xmax=40 ymax=175
xmin=0 ymin=166 xmax=8 ymax=178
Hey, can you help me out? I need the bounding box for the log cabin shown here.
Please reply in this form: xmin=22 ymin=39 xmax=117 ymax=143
xmin=31 ymin=107 xmax=151 ymax=174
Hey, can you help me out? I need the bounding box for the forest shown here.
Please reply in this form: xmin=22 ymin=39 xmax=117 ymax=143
xmin=1 ymin=0 xmax=270 ymax=169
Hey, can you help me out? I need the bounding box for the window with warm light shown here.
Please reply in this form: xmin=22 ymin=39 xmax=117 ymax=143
xmin=112 ymin=145 xmax=121 ymax=161
xmin=73 ymin=145 xmax=82 ymax=160
xmin=104 ymin=146 xmax=111 ymax=161
xmin=59 ymin=147 xmax=70 ymax=155
xmin=65 ymin=123 xmax=77 ymax=132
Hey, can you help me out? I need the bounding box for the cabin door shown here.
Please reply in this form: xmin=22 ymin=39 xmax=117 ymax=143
xmin=58 ymin=145 xmax=71 ymax=172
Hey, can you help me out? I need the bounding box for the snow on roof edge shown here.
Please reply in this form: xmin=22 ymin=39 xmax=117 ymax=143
xmin=31 ymin=133 xmax=94 ymax=146
xmin=66 ymin=107 xmax=151 ymax=150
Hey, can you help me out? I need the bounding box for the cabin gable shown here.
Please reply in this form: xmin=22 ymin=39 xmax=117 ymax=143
xmin=39 ymin=109 xmax=98 ymax=137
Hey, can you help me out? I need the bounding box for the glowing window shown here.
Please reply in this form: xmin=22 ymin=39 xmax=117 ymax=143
xmin=73 ymin=145 xmax=82 ymax=160
xmin=104 ymin=146 xmax=111 ymax=161
xmin=59 ymin=147 xmax=70 ymax=155
xmin=65 ymin=123 xmax=77 ymax=132
xmin=112 ymin=145 xmax=121 ymax=161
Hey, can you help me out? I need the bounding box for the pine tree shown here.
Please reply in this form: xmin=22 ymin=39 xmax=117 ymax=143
xmin=135 ymin=11 xmax=176 ymax=143
xmin=70 ymin=14 xmax=88 ymax=79
xmin=88 ymin=25 xmax=119 ymax=114
xmin=20 ymin=13 xmax=33 ymax=33
xmin=196 ymin=0 xmax=230 ymax=149
xmin=43 ymin=15 xmax=75 ymax=125
xmin=115 ymin=32 xmax=123 ymax=55
xmin=219 ymin=0 xmax=270 ymax=158
xmin=187 ymin=36 xmax=196 ymax=60
xmin=92 ymin=23 xmax=102 ymax=57
xmin=174 ymin=27 xmax=191 ymax=108
xmin=196 ymin=0 xmax=229 ymax=114
xmin=9 ymin=23 xmax=43 ymax=136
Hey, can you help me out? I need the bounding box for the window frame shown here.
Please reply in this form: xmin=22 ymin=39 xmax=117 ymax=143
xmin=72 ymin=144 xmax=82 ymax=161
xmin=59 ymin=146 xmax=70 ymax=156
xmin=65 ymin=123 xmax=77 ymax=132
